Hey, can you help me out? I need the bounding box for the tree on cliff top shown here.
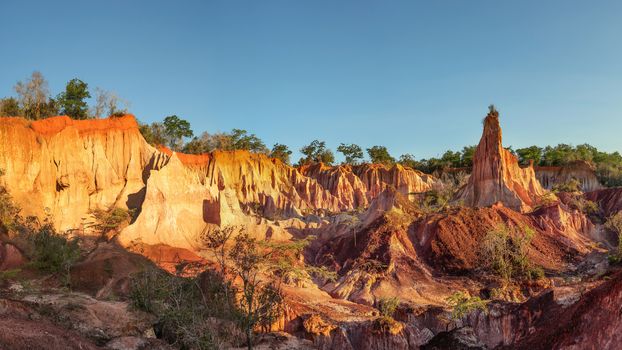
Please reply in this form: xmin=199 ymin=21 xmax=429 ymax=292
xmin=14 ymin=71 xmax=58 ymax=120
xmin=299 ymin=140 xmax=335 ymax=166
xmin=337 ymin=143 xmax=364 ymax=165
xmin=367 ymin=145 xmax=395 ymax=165
xmin=163 ymin=115 xmax=194 ymax=151
xmin=0 ymin=97 xmax=20 ymax=117
xmin=92 ymin=87 xmax=129 ymax=118
xmin=56 ymin=78 xmax=91 ymax=120
xmin=182 ymin=129 xmax=269 ymax=154
xmin=270 ymin=143 xmax=292 ymax=164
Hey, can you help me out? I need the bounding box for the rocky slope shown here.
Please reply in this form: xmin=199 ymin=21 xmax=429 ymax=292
xmin=454 ymin=110 xmax=546 ymax=212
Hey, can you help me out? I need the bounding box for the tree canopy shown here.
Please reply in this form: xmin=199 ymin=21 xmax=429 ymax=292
xmin=270 ymin=143 xmax=292 ymax=164
xmin=163 ymin=115 xmax=194 ymax=151
xmin=56 ymin=78 xmax=91 ymax=119
xmin=366 ymin=146 xmax=395 ymax=165
xmin=337 ymin=143 xmax=364 ymax=165
xmin=299 ymin=140 xmax=335 ymax=165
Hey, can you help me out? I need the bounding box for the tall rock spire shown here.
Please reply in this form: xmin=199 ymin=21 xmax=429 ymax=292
xmin=455 ymin=107 xmax=546 ymax=212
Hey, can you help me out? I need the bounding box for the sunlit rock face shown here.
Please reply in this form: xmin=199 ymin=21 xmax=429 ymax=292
xmin=454 ymin=110 xmax=546 ymax=212
xmin=0 ymin=115 xmax=154 ymax=231
xmin=299 ymin=162 xmax=436 ymax=210
xmin=0 ymin=115 xmax=436 ymax=249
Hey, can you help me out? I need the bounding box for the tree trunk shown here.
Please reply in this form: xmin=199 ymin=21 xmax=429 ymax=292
xmin=246 ymin=326 xmax=253 ymax=350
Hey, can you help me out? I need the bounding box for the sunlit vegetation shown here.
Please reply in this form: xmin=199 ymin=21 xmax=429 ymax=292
xmin=446 ymin=291 xmax=489 ymax=320
xmin=478 ymin=223 xmax=544 ymax=283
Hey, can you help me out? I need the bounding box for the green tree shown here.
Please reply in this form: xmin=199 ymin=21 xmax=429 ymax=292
xmin=337 ymin=143 xmax=364 ymax=165
xmin=460 ymin=145 xmax=476 ymax=167
xmin=163 ymin=115 xmax=194 ymax=151
xmin=516 ymin=146 xmax=543 ymax=166
xmin=367 ymin=146 xmax=395 ymax=165
xmin=56 ymin=78 xmax=91 ymax=119
xmin=398 ymin=154 xmax=419 ymax=169
xmin=299 ymin=140 xmax=335 ymax=165
xmin=440 ymin=150 xmax=461 ymax=168
xmin=229 ymin=129 xmax=269 ymax=153
xmin=139 ymin=122 xmax=168 ymax=147
xmin=229 ymin=233 xmax=283 ymax=350
xmin=270 ymin=143 xmax=292 ymax=164
xmin=0 ymin=97 xmax=20 ymax=116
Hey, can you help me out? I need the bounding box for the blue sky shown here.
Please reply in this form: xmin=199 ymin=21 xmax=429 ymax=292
xmin=1 ymin=0 xmax=621 ymax=162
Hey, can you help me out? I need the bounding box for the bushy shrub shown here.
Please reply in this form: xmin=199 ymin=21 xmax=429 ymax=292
xmin=28 ymin=223 xmax=80 ymax=275
xmin=605 ymin=212 xmax=622 ymax=263
xmin=552 ymin=178 xmax=582 ymax=193
xmin=478 ymin=224 xmax=543 ymax=282
xmin=446 ymin=291 xmax=489 ymax=320
xmin=91 ymin=207 xmax=134 ymax=232
xmin=377 ymin=297 xmax=400 ymax=318
xmin=129 ymin=267 xmax=241 ymax=349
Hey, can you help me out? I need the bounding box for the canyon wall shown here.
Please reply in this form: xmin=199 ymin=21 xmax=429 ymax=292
xmin=0 ymin=115 xmax=436 ymax=249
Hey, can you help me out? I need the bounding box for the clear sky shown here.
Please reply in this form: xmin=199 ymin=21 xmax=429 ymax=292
xmin=1 ymin=0 xmax=621 ymax=162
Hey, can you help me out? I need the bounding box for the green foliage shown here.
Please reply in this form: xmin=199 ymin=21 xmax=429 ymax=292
xmin=377 ymin=297 xmax=399 ymax=318
xmin=269 ymin=143 xmax=292 ymax=164
xmin=56 ymin=78 xmax=91 ymax=119
xmin=183 ymin=129 xmax=269 ymax=154
xmin=91 ymin=207 xmax=134 ymax=232
xmin=229 ymin=232 xmax=284 ymax=349
xmin=460 ymin=145 xmax=476 ymax=167
xmin=10 ymin=220 xmax=81 ymax=286
xmin=366 ymin=145 xmax=395 ymax=165
xmin=129 ymin=267 xmax=240 ymax=349
xmin=0 ymin=97 xmax=20 ymax=116
xmin=478 ymin=223 xmax=543 ymax=282
xmin=163 ymin=115 xmax=194 ymax=151
xmin=0 ymin=269 xmax=21 ymax=283
xmin=139 ymin=121 xmax=168 ymax=147
xmin=567 ymin=196 xmax=599 ymax=217
xmin=552 ymin=178 xmax=582 ymax=193
xmin=0 ymin=170 xmax=21 ymax=230
xmin=516 ymin=145 xmax=543 ymax=166
xmin=417 ymin=173 xmax=467 ymax=213
xmin=604 ymin=212 xmax=622 ymax=262
xmin=398 ymin=153 xmax=419 ymax=169
xmin=446 ymin=291 xmax=489 ymax=320
xmin=306 ymin=265 xmax=338 ymax=283
xmin=299 ymin=140 xmax=335 ymax=165
xmin=337 ymin=143 xmax=364 ymax=165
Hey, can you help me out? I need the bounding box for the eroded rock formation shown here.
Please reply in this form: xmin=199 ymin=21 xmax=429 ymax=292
xmin=0 ymin=115 xmax=436 ymax=250
xmin=535 ymin=160 xmax=603 ymax=192
xmin=454 ymin=110 xmax=546 ymax=212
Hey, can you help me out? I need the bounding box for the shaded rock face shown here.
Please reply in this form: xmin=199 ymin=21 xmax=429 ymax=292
xmin=585 ymin=187 xmax=622 ymax=217
xmin=535 ymin=160 xmax=603 ymax=192
xmin=455 ymin=111 xmax=546 ymax=212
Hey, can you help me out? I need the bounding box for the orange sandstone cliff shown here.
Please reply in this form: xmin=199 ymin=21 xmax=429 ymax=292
xmin=0 ymin=115 xmax=436 ymax=250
